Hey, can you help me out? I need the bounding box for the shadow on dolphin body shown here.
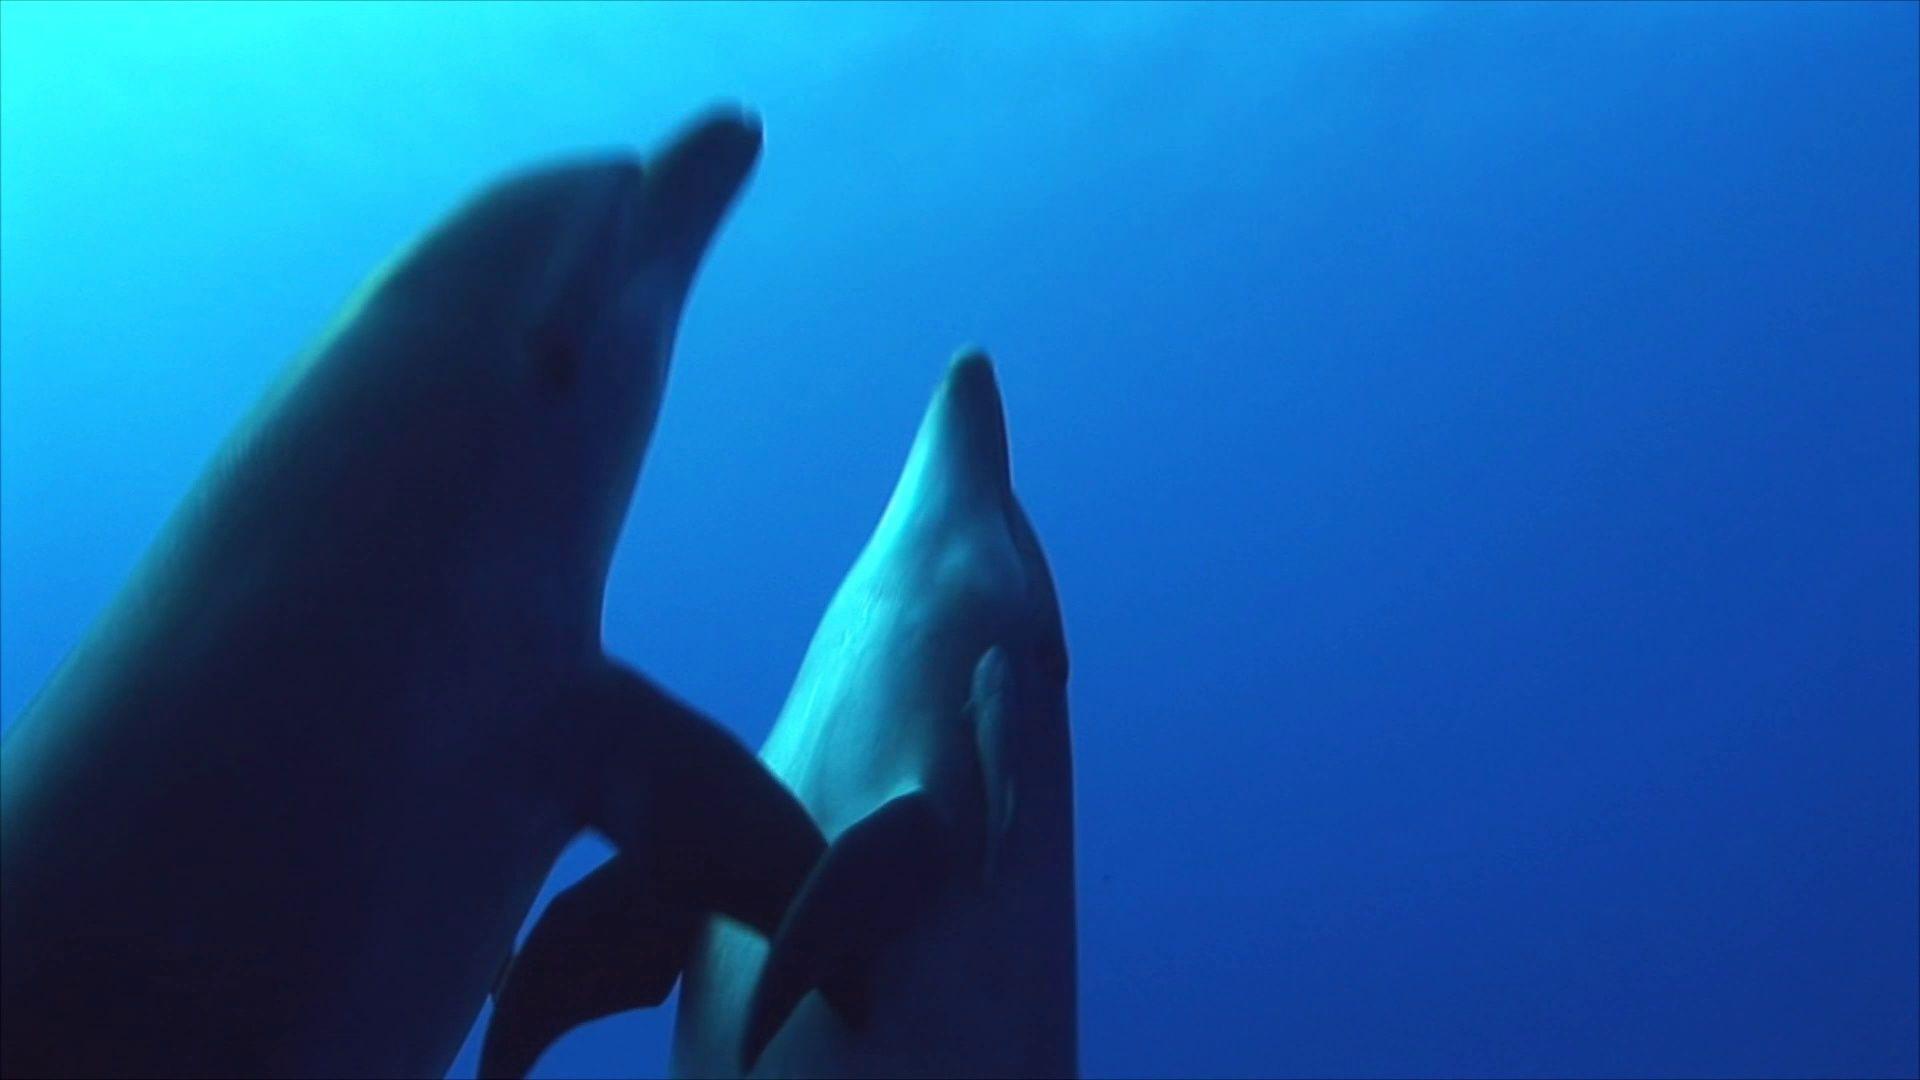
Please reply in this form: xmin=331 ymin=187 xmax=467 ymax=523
xmin=486 ymin=351 xmax=1079 ymax=1080
xmin=0 ymin=108 xmax=824 ymax=1079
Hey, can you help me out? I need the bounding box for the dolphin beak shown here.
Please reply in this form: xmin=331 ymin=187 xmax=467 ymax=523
xmin=525 ymin=109 xmax=759 ymax=347
xmin=630 ymin=106 xmax=763 ymax=281
xmin=871 ymin=348 xmax=1019 ymax=544
xmin=926 ymin=347 xmax=1014 ymax=500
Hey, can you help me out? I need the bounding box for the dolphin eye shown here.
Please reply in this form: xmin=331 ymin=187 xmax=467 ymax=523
xmin=532 ymin=325 xmax=579 ymax=391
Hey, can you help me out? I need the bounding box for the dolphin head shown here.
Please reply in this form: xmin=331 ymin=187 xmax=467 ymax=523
xmin=868 ymin=350 xmax=1069 ymax=711
xmin=283 ymin=110 xmax=761 ymax=639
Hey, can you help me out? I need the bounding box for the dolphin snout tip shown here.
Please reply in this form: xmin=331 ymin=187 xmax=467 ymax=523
xmin=728 ymin=104 xmax=765 ymax=146
xmin=694 ymin=100 xmax=762 ymax=137
xmin=946 ymin=345 xmax=996 ymax=388
xmin=676 ymin=103 xmax=764 ymax=174
xmin=635 ymin=105 xmax=765 ymax=261
xmin=931 ymin=346 xmax=1011 ymax=490
xmin=943 ymin=347 xmax=1002 ymax=412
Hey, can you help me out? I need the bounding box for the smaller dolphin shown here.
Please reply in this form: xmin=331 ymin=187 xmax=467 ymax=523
xmin=0 ymin=110 xmax=823 ymax=1079
xmin=486 ymin=350 xmax=1077 ymax=1079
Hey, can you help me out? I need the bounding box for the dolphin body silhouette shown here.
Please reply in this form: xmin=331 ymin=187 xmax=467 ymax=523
xmin=0 ymin=111 xmax=822 ymax=1079
xmin=485 ymin=352 xmax=1078 ymax=1079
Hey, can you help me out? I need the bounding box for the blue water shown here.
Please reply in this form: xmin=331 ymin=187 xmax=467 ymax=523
xmin=2 ymin=3 xmax=1915 ymax=1077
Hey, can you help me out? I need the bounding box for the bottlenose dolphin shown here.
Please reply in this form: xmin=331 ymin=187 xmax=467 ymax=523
xmin=485 ymin=351 xmax=1077 ymax=1079
xmin=0 ymin=110 xmax=823 ymax=1079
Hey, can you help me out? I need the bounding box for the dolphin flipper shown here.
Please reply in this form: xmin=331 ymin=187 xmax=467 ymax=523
xmin=740 ymin=645 xmax=1042 ymax=1070
xmin=478 ymin=664 xmax=825 ymax=1078
xmin=579 ymin=661 xmax=825 ymax=938
xmin=479 ymin=855 xmax=695 ymax=1079
xmin=741 ymin=791 xmax=956 ymax=1072
xmin=970 ymin=645 xmax=1027 ymax=882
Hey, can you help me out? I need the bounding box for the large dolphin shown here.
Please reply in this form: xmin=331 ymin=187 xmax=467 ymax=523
xmin=0 ymin=110 xmax=823 ymax=1079
xmin=485 ymin=351 xmax=1077 ymax=1079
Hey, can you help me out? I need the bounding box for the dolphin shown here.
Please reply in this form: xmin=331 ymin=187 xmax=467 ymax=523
xmin=484 ymin=350 xmax=1077 ymax=1079
xmin=0 ymin=110 xmax=823 ymax=1079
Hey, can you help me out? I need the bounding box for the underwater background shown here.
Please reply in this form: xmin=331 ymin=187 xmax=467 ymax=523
xmin=1 ymin=2 xmax=1915 ymax=1077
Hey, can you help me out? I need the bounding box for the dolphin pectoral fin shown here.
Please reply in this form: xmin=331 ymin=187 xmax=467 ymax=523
xmin=479 ymin=855 xmax=697 ymax=1080
xmin=969 ymin=645 xmax=1022 ymax=883
xmin=481 ymin=651 xmax=830 ymax=1080
xmin=580 ymin=660 xmax=825 ymax=936
xmin=741 ymin=790 xmax=955 ymax=1072
xmin=969 ymin=640 xmax=1072 ymax=885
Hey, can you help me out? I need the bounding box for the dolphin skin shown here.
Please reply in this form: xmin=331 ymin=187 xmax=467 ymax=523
xmin=0 ymin=110 xmax=823 ymax=1079
xmin=487 ymin=351 xmax=1078 ymax=1079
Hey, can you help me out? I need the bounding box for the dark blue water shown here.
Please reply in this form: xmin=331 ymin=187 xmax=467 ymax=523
xmin=2 ymin=4 xmax=1915 ymax=1077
